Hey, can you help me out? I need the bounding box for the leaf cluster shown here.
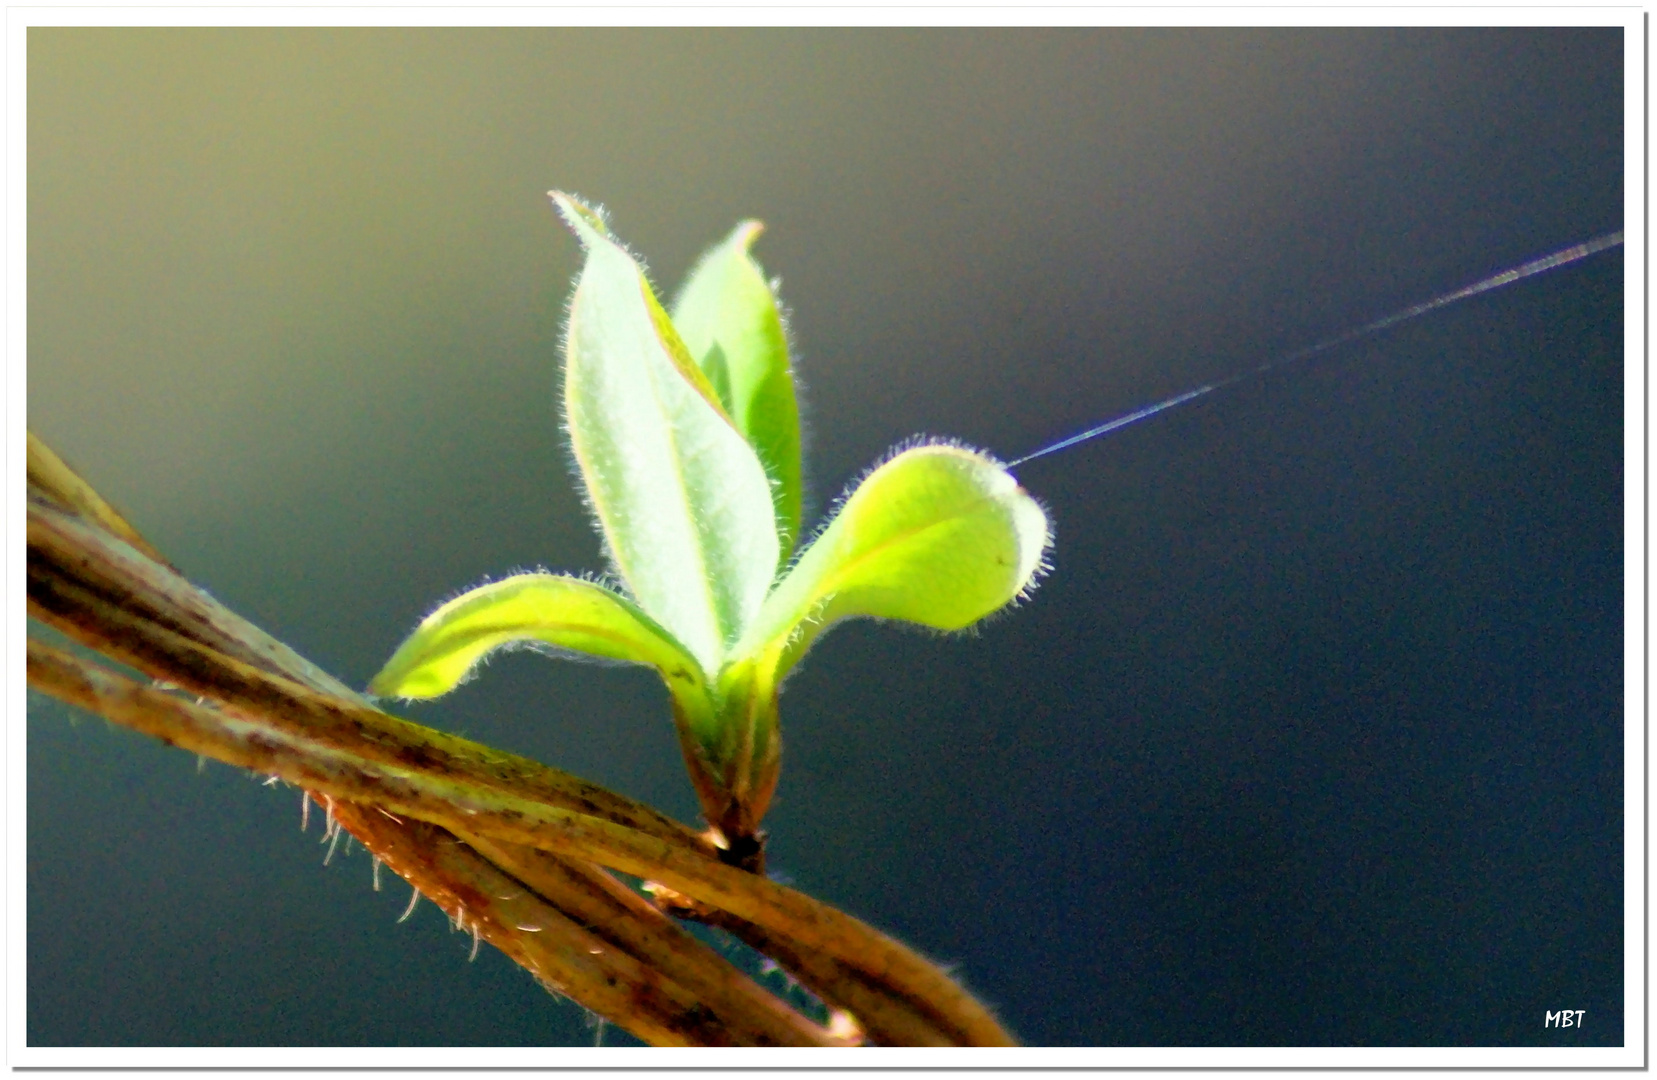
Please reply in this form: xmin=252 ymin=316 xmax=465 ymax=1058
xmin=371 ymin=194 xmax=1051 ymax=852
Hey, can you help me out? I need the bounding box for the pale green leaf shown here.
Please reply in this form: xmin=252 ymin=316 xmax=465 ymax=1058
xmin=368 ymin=573 xmax=707 ymax=701
xmin=735 ymin=444 xmax=1050 ymax=680
xmin=671 ymin=222 xmax=803 ymax=557
xmin=551 ymin=192 xmax=779 ymax=677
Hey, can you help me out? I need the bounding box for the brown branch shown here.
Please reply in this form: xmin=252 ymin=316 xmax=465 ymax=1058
xmin=27 ymin=433 xmax=173 ymax=567
xmin=27 ymin=456 xmax=834 ymax=1047
xmin=29 ymin=638 xmax=830 ymax=1046
xmin=27 ymin=503 xmax=709 ymax=851
xmin=24 ymin=433 xmax=1018 ymax=1047
xmin=650 ymin=895 xmax=964 ymax=1048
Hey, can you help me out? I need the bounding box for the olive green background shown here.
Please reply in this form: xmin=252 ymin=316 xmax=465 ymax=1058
xmin=28 ymin=28 xmax=1622 ymax=1047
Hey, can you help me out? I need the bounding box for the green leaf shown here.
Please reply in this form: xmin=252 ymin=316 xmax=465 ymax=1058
xmin=701 ymin=343 xmax=736 ymax=415
xmin=551 ymin=193 xmax=779 ymax=678
xmin=735 ymin=444 xmax=1050 ymax=680
xmin=671 ymin=221 xmax=804 ymax=558
xmin=368 ymin=573 xmax=709 ymax=701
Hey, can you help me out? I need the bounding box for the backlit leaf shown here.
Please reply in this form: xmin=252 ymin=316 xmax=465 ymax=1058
xmin=672 ymin=221 xmax=803 ymax=557
xmin=368 ymin=573 xmax=707 ymax=702
xmin=552 ymin=192 xmax=779 ymax=677
xmin=736 ymin=444 xmax=1050 ymax=681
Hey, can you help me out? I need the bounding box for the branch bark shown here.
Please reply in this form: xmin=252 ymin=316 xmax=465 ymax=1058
xmin=25 ymin=432 xmax=1017 ymax=1048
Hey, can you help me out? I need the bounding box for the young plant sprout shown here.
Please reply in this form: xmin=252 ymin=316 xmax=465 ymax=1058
xmin=370 ymin=193 xmax=1052 ymax=870
xmin=370 ymin=192 xmax=1620 ymax=874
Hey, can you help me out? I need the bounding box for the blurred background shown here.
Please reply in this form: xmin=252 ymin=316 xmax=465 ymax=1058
xmin=28 ymin=28 xmax=1622 ymax=1047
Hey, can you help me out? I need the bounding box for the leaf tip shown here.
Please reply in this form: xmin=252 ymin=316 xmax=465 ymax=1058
xmin=733 ymin=219 xmax=765 ymax=251
xmin=549 ymin=191 xmax=610 ymax=245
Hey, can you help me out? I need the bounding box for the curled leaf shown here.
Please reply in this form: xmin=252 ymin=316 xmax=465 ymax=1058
xmin=369 ymin=574 xmax=706 ymax=702
xmin=737 ymin=444 xmax=1050 ymax=681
